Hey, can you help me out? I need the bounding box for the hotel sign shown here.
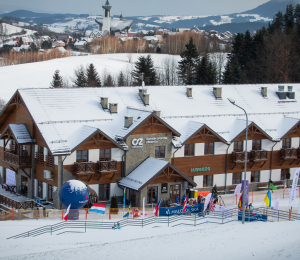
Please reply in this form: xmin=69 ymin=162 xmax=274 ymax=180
xmin=131 ymin=137 xmax=168 ymax=148
xmin=190 ymin=167 xmax=210 ymax=172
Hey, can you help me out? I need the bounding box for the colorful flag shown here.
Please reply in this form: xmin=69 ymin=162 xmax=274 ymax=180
xmin=63 ymin=204 xmax=71 ymax=221
xmin=123 ymin=202 xmax=131 ymax=218
xmin=289 ymin=168 xmax=300 ymax=205
xmin=273 ymin=198 xmax=280 ymax=221
xmin=269 ymin=183 xmax=277 ymax=190
xmin=238 ymin=191 xmax=243 ymax=208
xmin=209 ymin=192 xmax=214 ymax=212
xmin=182 ymin=196 xmax=187 ymax=213
xmin=88 ymin=203 xmax=106 ymax=214
xmin=153 ymin=198 xmax=162 ymax=216
xmin=264 ymin=189 xmax=271 ymax=208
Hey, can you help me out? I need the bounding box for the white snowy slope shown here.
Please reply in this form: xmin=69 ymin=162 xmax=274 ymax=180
xmin=0 ymin=220 xmax=300 ymax=259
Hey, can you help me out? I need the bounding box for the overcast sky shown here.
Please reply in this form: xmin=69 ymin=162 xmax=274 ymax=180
xmin=0 ymin=0 xmax=271 ymax=16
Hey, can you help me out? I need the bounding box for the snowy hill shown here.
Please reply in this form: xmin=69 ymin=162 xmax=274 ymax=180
xmin=0 ymin=22 xmax=36 ymax=37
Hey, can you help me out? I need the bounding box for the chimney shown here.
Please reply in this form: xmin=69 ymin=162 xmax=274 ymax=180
xmin=139 ymin=88 xmax=147 ymax=98
xmin=276 ymin=85 xmax=287 ymax=99
xmin=101 ymin=97 xmax=108 ymax=109
xmin=261 ymin=87 xmax=267 ymax=98
xmin=153 ymin=110 xmax=161 ymax=117
xmin=139 ymin=88 xmax=149 ymax=105
xmin=213 ymin=87 xmax=222 ymax=99
xmin=143 ymin=94 xmax=150 ymax=105
xmin=109 ymin=103 xmax=118 ymax=113
xmin=186 ymin=87 xmax=192 ymax=98
xmin=287 ymin=85 xmax=295 ymax=99
xmin=124 ymin=115 xmax=133 ymax=128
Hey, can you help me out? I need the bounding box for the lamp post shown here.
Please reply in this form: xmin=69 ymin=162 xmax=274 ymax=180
xmin=228 ymin=98 xmax=248 ymax=224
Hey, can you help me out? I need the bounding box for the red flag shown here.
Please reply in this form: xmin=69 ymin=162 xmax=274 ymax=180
xmin=63 ymin=204 xmax=71 ymax=221
xmin=182 ymin=197 xmax=187 ymax=213
xmin=153 ymin=199 xmax=162 ymax=216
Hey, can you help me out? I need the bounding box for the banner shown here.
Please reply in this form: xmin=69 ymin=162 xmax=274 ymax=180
xmin=204 ymin=193 xmax=212 ymax=211
xmin=234 ymin=184 xmax=242 ymax=196
xmin=298 ymin=196 xmax=300 ymax=220
xmin=241 ymin=180 xmax=249 ymax=206
xmin=159 ymin=203 xmax=204 ymax=216
xmin=289 ymin=168 xmax=300 ymax=205
xmin=6 ymin=169 xmax=16 ymax=190
xmin=273 ymin=198 xmax=280 ymax=221
xmin=214 ymin=205 xmax=231 ymax=217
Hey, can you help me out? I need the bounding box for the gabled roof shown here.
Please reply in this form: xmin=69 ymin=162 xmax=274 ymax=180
xmin=118 ymin=157 xmax=196 ymax=191
xmin=0 ymin=124 xmax=36 ymax=144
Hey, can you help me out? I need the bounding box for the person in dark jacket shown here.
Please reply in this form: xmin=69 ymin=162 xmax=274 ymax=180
xmin=286 ymin=171 xmax=291 ymax=188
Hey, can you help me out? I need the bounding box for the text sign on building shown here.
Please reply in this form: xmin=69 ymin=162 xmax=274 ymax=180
xmin=190 ymin=167 xmax=210 ymax=172
xmin=161 ymin=183 xmax=168 ymax=193
xmin=145 ymin=137 xmax=167 ymax=144
xmin=131 ymin=137 xmax=168 ymax=148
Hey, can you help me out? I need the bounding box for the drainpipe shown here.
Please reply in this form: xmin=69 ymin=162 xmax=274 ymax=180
xmin=270 ymin=141 xmax=279 ymax=180
xmin=58 ymin=155 xmax=68 ymax=209
xmin=224 ymin=143 xmax=232 ymax=194
xmin=121 ymin=150 xmax=128 ymax=177
xmin=172 ymin=147 xmax=180 ymax=166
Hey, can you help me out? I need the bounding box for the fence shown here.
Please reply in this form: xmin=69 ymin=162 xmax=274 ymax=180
xmin=7 ymin=207 xmax=300 ymax=240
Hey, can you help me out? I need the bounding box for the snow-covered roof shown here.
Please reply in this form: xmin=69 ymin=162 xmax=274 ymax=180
xmin=95 ymin=18 xmax=133 ymax=33
xmin=1 ymin=124 xmax=36 ymax=144
xmin=7 ymin=84 xmax=300 ymax=155
xmin=118 ymin=157 xmax=196 ymax=190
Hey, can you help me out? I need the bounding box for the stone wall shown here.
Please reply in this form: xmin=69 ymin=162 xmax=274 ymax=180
xmin=125 ymin=132 xmax=172 ymax=174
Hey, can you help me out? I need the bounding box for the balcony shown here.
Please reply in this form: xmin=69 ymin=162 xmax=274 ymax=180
xmin=249 ymin=150 xmax=268 ymax=168
xmin=74 ymin=162 xmax=95 ymax=174
xmin=3 ymin=151 xmax=31 ymax=168
xmin=97 ymin=160 xmax=117 ymax=172
xmin=45 ymin=155 xmax=54 ymax=168
xmin=231 ymin=151 xmax=249 ymax=170
xmin=280 ymin=148 xmax=298 ymax=166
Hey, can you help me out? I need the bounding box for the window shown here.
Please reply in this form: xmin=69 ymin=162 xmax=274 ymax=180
xmin=48 ymin=184 xmax=53 ymax=201
xmin=204 ymin=143 xmax=214 ymax=155
xmin=99 ymin=184 xmax=110 ymax=201
xmin=252 ymin=140 xmax=261 ymax=150
xmin=20 ymin=145 xmax=29 ymax=156
xmin=147 ymin=186 xmax=158 ymax=203
xmin=21 ymin=176 xmax=28 ymax=197
xmin=38 ymin=146 xmax=44 ymax=154
xmin=99 ymin=149 xmax=111 ymax=161
xmin=251 ymin=171 xmax=260 ymax=182
xmin=37 ymin=180 xmax=43 ymax=198
xmin=203 ymin=175 xmax=213 ymax=187
xmin=155 ymin=146 xmax=165 ymax=158
xmin=184 ymin=144 xmax=194 ymax=156
xmin=232 ymin=172 xmax=242 ymax=184
xmin=281 ymin=169 xmax=290 ymax=180
xmin=76 ymin=150 xmax=88 ymax=163
xmin=282 ymin=138 xmax=291 ymax=149
xmin=234 ymin=141 xmax=243 ymax=152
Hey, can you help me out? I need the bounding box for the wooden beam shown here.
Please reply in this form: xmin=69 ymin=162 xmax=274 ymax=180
xmin=20 ymin=168 xmax=31 ymax=179
xmin=110 ymin=172 xmax=115 ymax=180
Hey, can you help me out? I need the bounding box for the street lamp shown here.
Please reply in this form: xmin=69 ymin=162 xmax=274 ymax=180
xmin=228 ymin=98 xmax=248 ymax=224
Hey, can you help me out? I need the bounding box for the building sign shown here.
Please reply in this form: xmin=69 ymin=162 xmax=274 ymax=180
xmin=190 ymin=167 xmax=210 ymax=172
xmin=161 ymin=183 xmax=168 ymax=193
xmin=159 ymin=203 xmax=204 ymax=216
xmin=131 ymin=137 xmax=168 ymax=148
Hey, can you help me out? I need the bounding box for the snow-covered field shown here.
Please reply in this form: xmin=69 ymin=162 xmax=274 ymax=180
xmin=1 ymin=219 xmax=300 ymax=259
xmin=0 ymin=53 xmax=182 ymax=102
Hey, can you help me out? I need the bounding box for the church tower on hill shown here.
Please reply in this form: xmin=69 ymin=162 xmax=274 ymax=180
xmin=102 ymin=0 xmax=112 ymax=32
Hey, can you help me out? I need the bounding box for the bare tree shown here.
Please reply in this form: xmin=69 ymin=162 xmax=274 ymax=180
xmin=210 ymin=53 xmax=227 ymax=84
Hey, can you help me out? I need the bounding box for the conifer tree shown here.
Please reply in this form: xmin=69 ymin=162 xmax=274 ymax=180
xmin=86 ymin=63 xmax=101 ymax=87
xmin=117 ymin=71 xmax=126 ymax=86
xmin=196 ymin=53 xmax=217 ymax=85
xmin=50 ymin=70 xmax=64 ymax=88
xmin=73 ymin=66 xmax=87 ymax=87
xmin=177 ymin=37 xmax=200 ymax=85
xmin=132 ymin=54 xmax=157 ymax=85
xmin=103 ymin=74 xmax=114 ymax=87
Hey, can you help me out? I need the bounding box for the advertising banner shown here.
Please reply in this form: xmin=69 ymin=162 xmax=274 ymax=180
xmin=159 ymin=203 xmax=204 ymax=216
xmin=241 ymin=180 xmax=249 ymax=206
xmin=289 ymin=168 xmax=300 ymax=205
xmin=273 ymin=198 xmax=280 ymax=221
xmin=6 ymin=169 xmax=16 ymax=186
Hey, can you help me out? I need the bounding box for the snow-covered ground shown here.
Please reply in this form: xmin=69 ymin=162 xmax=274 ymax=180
xmin=1 ymin=219 xmax=300 ymax=259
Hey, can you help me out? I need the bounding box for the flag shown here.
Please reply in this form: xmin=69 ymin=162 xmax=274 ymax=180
xmin=63 ymin=204 xmax=71 ymax=221
xmin=142 ymin=197 xmax=145 ymax=219
xmin=204 ymin=193 xmax=212 ymax=211
xmin=273 ymin=198 xmax=280 ymax=221
xmin=264 ymin=189 xmax=271 ymax=208
xmin=209 ymin=192 xmax=214 ymax=212
xmin=123 ymin=202 xmax=131 ymax=218
xmin=289 ymin=168 xmax=300 ymax=205
xmin=88 ymin=203 xmax=106 ymax=214
xmin=182 ymin=196 xmax=187 ymax=213
xmin=153 ymin=198 xmax=162 ymax=216
xmin=269 ymin=183 xmax=277 ymax=190
xmin=238 ymin=191 xmax=243 ymax=208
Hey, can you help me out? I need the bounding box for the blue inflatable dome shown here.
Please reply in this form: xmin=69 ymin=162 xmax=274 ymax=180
xmin=59 ymin=180 xmax=89 ymax=209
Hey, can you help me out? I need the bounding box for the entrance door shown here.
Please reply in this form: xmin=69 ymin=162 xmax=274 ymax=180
xmin=170 ymin=184 xmax=181 ymax=203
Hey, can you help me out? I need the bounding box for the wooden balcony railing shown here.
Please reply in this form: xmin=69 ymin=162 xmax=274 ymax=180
xmin=231 ymin=151 xmax=249 ymax=163
xmin=97 ymin=160 xmax=117 ymax=172
xmin=74 ymin=162 xmax=95 ymax=174
xmin=280 ymin=148 xmax=297 ymax=159
xmin=0 ymin=194 xmax=45 ymax=210
xmin=35 ymin=152 xmax=44 ymax=165
xmin=3 ymin=151 xmax=31 ymax=168
xmin=250 ymin=150 xmax=268 ymax=162
xmin=45 ymin=155 xmax=54 ymax=168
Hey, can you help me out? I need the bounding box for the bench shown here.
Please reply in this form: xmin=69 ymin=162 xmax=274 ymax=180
xmin=216 ymin=187 xmax=225 ymax=193
xmin=229 ymin=185 xmax=237 ymax=192
xmin=257 ymin=183 xmax=268 ymax=189
xmin=1 ymin=184 xmax=8 ymax=191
